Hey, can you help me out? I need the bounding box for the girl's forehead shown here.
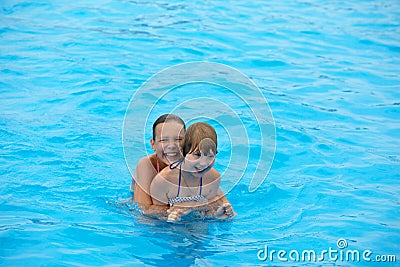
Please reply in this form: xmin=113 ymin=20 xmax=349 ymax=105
xmin=156 ymin=121 xmax=184 ymax=130
xmin=155 ymin=121 xmax=185 ymax=135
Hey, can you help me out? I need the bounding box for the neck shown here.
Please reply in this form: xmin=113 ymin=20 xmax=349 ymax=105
xmin=181 ymin=161 xmax=201 ymax=182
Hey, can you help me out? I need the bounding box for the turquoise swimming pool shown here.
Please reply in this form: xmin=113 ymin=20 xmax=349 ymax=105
xmin=1 ymin=0 xmax=399 ymax=266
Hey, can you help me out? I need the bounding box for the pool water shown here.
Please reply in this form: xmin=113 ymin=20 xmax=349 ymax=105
xmin=1 ymin=0 xmax=399 ymax=266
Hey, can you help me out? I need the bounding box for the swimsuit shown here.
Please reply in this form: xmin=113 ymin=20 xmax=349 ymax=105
xmin=168 ymin=159 xmax=205 ymax=206
xmin=150 ymin=154 xmax=168 ymax=173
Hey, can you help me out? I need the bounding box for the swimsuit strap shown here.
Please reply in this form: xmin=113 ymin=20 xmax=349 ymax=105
xmin=169 ymin=158 xmax=203 ymax=199
xmin=169 ymin=158 xmax=184 ymax=169
xmin=167 ymin=173 xmax=204 ymax=206
xmin=199 ymin=175 xmax=203 ymax=196
xmin=176 ymin=163 xmax=182 ymax=197
xmin=169 ymin=158 xmax=184 ymax=197
xmin=177 ymin=166 xmax=203 ymax=198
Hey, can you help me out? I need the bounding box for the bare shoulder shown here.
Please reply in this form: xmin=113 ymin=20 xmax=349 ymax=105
xmin=134 ymin=155 xmax=158 ymax=185
xmin=137 ymin=155 xmax=154 ymax=169
xmin=151 ymin=168 xmax=179 ymax=197
xmin=136 ymin=156 xmax=157 ymax=174
xmin=157 ymin=167 xmax=179 ymax=183
xmin=204 ymin=168 xmax=221 ymax=183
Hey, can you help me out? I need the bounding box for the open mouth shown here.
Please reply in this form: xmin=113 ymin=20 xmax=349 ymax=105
xmin=164 ymin=152 xmax=178 ymax=157
xmin=163 ymin=152 xmax=182 ymax=163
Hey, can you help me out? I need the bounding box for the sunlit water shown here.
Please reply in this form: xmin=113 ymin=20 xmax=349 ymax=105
xmin=1 ymin=0 xmax=399 ymax=266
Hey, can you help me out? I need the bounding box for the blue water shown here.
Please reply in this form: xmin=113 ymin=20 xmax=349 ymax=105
xmin=1 ymin=0 xmax=399 ymax=266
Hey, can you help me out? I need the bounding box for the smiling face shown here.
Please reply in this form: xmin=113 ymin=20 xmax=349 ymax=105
xmin=150 ymin=121 xmax=185 ymax=165
xmin=183 ymin=147 xmax=216 ymax=177
xmin=181 ymin=122 xmax=218 ymax=177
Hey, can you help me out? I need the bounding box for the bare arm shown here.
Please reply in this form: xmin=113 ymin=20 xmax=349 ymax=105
xmin=202 ymin=168 xmax=221 ymax=200
xmin=211 ymin=188 xmax=228 ymax=205
xmin=149 ymin=173 xmax=170 ymax=206
xmin=133 ymin=157 xmax=168 ymax=216
xmin=201 ymin=169 xmax=236 ymax=218
xmin=167 ymin=190 xmax=236 ymax=222
xmin=208 ymin=188 xmax=236 ymax=218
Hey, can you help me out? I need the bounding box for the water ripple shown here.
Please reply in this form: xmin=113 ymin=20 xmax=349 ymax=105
xmin=1 ymin=0 xmax=399 ymax=266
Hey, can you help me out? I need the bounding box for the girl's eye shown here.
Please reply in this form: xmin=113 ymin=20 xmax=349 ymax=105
xmin=193 ymin=153 xmax=201 ymax=158
xmin=159 ymin=139 xmax=168 ymax=143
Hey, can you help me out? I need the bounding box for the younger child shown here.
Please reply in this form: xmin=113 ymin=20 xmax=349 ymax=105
xmin=150 ymin=122 xmax=235 ymax=222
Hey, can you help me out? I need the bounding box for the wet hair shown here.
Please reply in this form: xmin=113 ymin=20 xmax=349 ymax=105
xmin=152 ymin=114 xmax=186 ymax=140
xmin=182 ymin=122 xmax=217 ymax=156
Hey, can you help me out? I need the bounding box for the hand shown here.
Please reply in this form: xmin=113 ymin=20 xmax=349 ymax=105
xmin=167 ymin=207 xmax=192 ymax=222
xmin=215 ymin=203 xmax=236 ymax=218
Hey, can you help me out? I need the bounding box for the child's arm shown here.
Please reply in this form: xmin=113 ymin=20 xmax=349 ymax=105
xmin=149 ymin=173 xmax=170 ymax=206
xmin=208 ymin=189 xmax=236 ymax=218
xmin=133 ymin=157 xmax=155 ymax=204
xmin=202 ymin=170 xmax=236 ymax=219
xmin=203 ymin=168 xmax=221 ymax=200
xmin=168 ymin=194 xmax=236 ymax=222
xmin=133 ymin=157 xmax=168 ymax=216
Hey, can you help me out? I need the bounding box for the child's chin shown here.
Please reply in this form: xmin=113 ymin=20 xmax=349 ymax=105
xmin=195 ymin=167 xmax=210 ymax=175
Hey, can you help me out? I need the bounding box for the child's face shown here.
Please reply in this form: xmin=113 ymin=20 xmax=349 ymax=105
xmin=151 ymin=121 xmax=185 ymax=165
xmin=183 ymin=149 xmax=216 ymax=177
